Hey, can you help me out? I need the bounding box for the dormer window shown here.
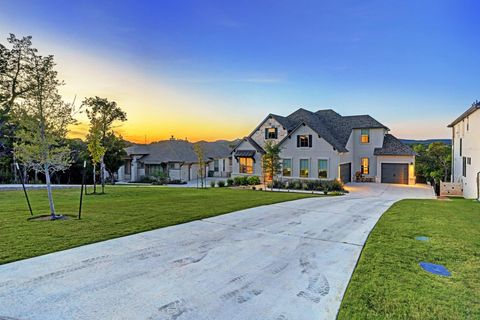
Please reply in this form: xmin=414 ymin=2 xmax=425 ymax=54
xmin=360 ymin=129 xmax=370 ymax=144
xmin=297 ymin=135 xmax=312 ymax=148
xmin=265 ymin=127 xmax=278 ymax=139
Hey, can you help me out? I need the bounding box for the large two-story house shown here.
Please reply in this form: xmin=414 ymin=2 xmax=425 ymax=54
xmin=232 ymin=108 xmax=416 ymax=185
xmin=448 ymin=102 xmax=480 ymax=200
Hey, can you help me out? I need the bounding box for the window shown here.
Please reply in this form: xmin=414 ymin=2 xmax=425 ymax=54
xmin=265 ymin=127 xmax=278 ymax=139
xmin=297 ymin=135 xmax=312 ymax=148
xmin=460 ymin=138 xmax=463 ymax=156
xmin=361 ymin=157 xmax=369 ymax=175
xmin=146 ymin=164 xmax=162 ymax=175
xmin=360 ymin=129 xmax=370 ymax=144
xmin=467 ymin=117 xmax=469 ymax=131
xmin=222 ymin=159 xmax=226 ymax=171
xmin=318 ymin=159 xmax=328 ymax=179
xmin=168 ymin=163 xmax=176 ymax=170
xmin=467 ymin=157 xmax=471 ymax=165
xmin=300 ymin=159 xmax=309 ymax=178
xmin=463 ymin=157 xmax=467 ymax=177
xmin=239 ymin=157 xmax=253 ymax=174
xmin=214 ymin=159 xmax=219 ymax=172
xmin=282 ymin=159 xmax=292 ymax=176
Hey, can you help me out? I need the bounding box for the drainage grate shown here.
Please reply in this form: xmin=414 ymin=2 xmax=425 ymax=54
xmin=419 ymin=262 xmax=451 ymax=277
xmin=415 ymin=236 xmax=430 ymax=241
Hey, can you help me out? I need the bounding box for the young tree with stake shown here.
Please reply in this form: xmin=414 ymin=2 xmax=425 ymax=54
xmin=87 ymin=121 xmax=106 ymax=194
xmin=194 ymin=144 xmax=206 ymax=188
xmin=13 ymin=53 xmax=76 ymax=219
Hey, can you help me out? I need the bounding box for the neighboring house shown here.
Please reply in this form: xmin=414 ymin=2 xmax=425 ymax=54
xmin=232 ymin=108 xmax=416 ymax=185
xmin=117 ymin=139 xmax=232 ymax=182
xmin=448 ymin=102 xmax=480 ymax=200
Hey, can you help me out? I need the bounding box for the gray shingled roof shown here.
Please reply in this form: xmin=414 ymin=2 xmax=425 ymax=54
xmin=232 ymin=137 xmax=266 ymax=154
xmin=374 ymin=134 xmax=416 ymax=156
xmin=269 ymin=108 xmax=389 ymax=153
xmin=126 ymin=140 xmax=233 ymax=164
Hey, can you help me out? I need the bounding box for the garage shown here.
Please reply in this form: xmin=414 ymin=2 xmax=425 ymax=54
xmin=381 ymin=163 xmax=409 ymax=184
xmin=340 ymin=163 xmax=351 ymax=183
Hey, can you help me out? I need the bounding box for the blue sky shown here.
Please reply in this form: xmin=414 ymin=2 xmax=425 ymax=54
xmin=1 ymin=0 xmax=479 ymax=141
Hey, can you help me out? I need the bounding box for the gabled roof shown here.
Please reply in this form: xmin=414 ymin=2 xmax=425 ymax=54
xmin=232 ymin=136 xmax=266 ymax=154
xmin=374 ymin=134 xmax=416 ymax=156
xmin=448 ymin=101 xmax=480 ymax=127
xmin=126 ymin=140 xmax=233 ymax=164
xmin=259 ymin=108 xmax=389 ymax=153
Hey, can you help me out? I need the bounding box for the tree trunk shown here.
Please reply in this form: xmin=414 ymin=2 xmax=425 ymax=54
xmin=93 ymin=164 xmax=97 ymax=194
xmin=44 ymin=164 xmax=56 ymax=218
xmin=101 ymin=158 xmax=105 ymax=193
xmin=108 ymin=169 xmax=115 ymax=185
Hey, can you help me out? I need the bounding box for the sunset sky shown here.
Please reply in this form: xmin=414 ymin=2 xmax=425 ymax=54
xmin=1 ymin=0 xmax=479 ymax=143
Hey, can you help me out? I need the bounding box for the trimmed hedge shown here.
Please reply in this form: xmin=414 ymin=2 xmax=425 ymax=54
xmin=267 ymin=179 xmax=344 ymax=193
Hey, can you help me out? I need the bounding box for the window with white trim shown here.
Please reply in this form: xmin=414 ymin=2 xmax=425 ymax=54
xmin=300 ymin=159 xmax=309 ymax=178
xmin=318 ymin=159 xmax=328 ymax=179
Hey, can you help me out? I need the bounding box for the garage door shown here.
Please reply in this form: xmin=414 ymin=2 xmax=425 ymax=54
xmin=381 ymin=163 xmax=408 ymax=184
xmin=339 ymin=163 xmax=351 ymax=183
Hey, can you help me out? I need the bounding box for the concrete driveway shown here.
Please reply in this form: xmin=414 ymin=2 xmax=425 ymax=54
xmin=0 ymin=183 xmax=434 ymax=320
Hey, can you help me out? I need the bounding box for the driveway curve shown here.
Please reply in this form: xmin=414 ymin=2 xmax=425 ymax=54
xmin=0 ymin=183 xmax=434 ymax=320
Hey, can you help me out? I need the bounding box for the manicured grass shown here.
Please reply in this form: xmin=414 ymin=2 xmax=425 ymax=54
xmin=338 ymin=198 xmax=480 ymax=320
xmin=0 ymin=186 xmax=315 ymax=265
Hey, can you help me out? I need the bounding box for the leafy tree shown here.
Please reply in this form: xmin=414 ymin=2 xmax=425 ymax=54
xmin=13 ymin=53 xmax=76 ymax=218
xmin=413 ymin=142 xmax=451 ymax=183
xmin=194 ymin=144 xmax=206 ymax=188
xmin=87 ymin=121 xmax=106 ymax=194
xmin=103 ymin=132 xmax=127 ymax=184
xmin=82 ymin=96 xmax=127 ymax=193
xmin=0 ymin=34 xmax=37 ymax=183
xmin=262 ymin=141 xmax=282 ymax=190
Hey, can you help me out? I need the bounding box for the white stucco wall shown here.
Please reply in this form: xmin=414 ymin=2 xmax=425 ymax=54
xmin=351 ymin=128 xmax=386 ymax=178
xmin=278 ymin=125 xmax=341 ymax=180
xmin=451 ymin=109 xmax=480 ymax=199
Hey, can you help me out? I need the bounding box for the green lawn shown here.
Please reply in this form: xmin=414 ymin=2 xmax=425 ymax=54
xmin=338 ymin=198 xmax=480 ymax=320
xmin=0 ymin=186 xmax=315 ymax=265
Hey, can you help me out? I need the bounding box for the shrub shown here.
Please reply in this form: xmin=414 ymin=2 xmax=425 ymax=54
xmin=248 ymin=176 xmax=261 ymax=185
xmin=151 ymin=171 xmax=169 ymax=185
xmin=233 ymin=176 xmax=248 ymax=186
xmin=226 ymin=178 xmax=234 ymax=187
xmin=218 ymin=180 xmax=226 ymax=187
xmin=210 ymin=180 xmax=216 ymax=188
xmin=168 ymin=179 xmax=186 ymax=185
xmin=291 ymin=180 xmax=303 ymax=190
xmin=252 ymin=186 xmax=256 ymax=190
xmin=137 ymin=175 xmax=156 ymax=183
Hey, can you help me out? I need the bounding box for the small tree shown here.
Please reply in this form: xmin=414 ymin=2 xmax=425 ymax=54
xmin=87 ymin=121 xmax=105 ymax=194
xmin=103 ymin=132 xmax=127 ymax=184
xmin=262 ymin=141 xmax=282 ymax=191
xmin=83 ymin=96 xmax=126 ymax=193
xmin=194 ymin=144 xmax=206 ymax=188
xmin=13 ymin=53 xmax=76 ymax=218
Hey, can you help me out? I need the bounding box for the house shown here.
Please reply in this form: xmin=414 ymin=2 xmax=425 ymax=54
xmin=117 ymin=139 xmax=233 ymax=182
xmin=232 ymin=108 xmax=416 ymax=185
xmin=448 ymin=101 xmax=480 ymax=200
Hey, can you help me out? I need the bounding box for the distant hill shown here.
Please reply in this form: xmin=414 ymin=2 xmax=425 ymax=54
xmin=400 ymin=139 xmax=451 ymax=146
